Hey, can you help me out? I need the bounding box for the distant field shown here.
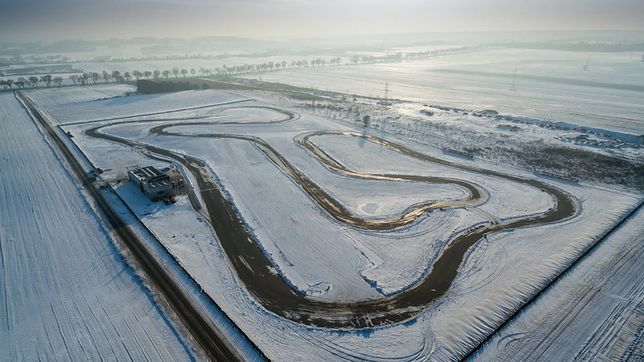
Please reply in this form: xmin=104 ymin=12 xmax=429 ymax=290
xmin=243 ymin=48 xmax=644 ymax=135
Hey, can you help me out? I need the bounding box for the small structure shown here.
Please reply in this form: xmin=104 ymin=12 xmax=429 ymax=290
xmin=442 ymin=148 xmax=474 ymax=160
xmin=536 ymin=170 xmax=580 ymax=184
xmin=127 ymin=165 xmax=177 ymax=201
xmin=163 ymin=166 xmax=186 ymax=193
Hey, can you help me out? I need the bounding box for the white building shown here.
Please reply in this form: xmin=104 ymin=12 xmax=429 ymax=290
xmin=127 ymin=166 xmax=175 ymax=201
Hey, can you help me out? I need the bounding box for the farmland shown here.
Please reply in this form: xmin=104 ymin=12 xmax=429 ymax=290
xmin=243 ymin=48 xmax=644 ymax=135
xmin=2 ymin=0 xmax=644 ymax=358
xmin=13 ymin=76 xmax=641 ymax=359
xmin=0 ymin=92 xmax=194 ymax=360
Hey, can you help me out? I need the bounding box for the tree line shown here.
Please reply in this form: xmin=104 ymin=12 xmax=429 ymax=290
xmin=1 ymin=46 xmax=475 ymax=91
xmin=0 ymin=74 xmax=64 ymax=89
xmin=0 ymin=51 xmax=429 ymax=91
xmin=0 ymin=57 xmax=346 ymax=90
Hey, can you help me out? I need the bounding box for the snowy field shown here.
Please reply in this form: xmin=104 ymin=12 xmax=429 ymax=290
xmin=0 ymin=93 xmax=193 ymax=360
xmin=243 ymin=48 xmax=644 ymax=135
xmin=387 ymin=102 xmax=643 ymax=158
xmin=70 ymin=54 xmax=335 ymax=75
xmin=25 ymin=84 xmax=135 ymax=107
xmin=22 ymin=86 xmax=641 ymax=360
xmin=471 ymin=206 xmax=643 ymax=361
xmin=27 ymin=87 xmax=250 ymax=125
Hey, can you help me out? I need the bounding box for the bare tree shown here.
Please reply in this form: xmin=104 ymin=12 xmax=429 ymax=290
xmin=0 ymin=80 xmax=7 ymax=90
xmin=123 ymin=72 xmax=132 ymax=82
xmin=362 ymin=115 xmax=371 ymax=128
xmin=144 ymin=71 xmax=152 ymax=79
xmin=181 ymin=68 xmax=188 ymax=78
xmin=153 ymin=70 xmax=160 ymax=79
xmin=111 ymin=70 xmax=121 ymax=83
xmin=132 ymin=70 xmax=142 ymax=80
xmin=162 ymin=70 xmax=170 ymax=79
xmin=190 ymin=68 xmax=196 ymax=77
xmin=28 ymin=76 xmax=39 ymax=88
xmin=70 ymin=75 xmax=78 ymax=85
xmin=41 ymin=74 xmax=52 ymax=87
xmin=172 ymin=67 xmax=179 ymax=78
xmin=53 ymin=77 xmax=63 ymax=87
xmin=102 ymin=70 xmax=110 ymax=83
xmin=91 ymin=72 xmax=100 ymax=84
xmin=14 ymin=80 xmax=25 ymax=89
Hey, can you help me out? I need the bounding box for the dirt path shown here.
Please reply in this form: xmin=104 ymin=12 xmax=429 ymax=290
xmin=82 ymin=112 xmax=576 ymax=329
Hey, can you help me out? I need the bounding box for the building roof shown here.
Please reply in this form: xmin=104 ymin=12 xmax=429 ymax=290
xmin=129 ymin=166 xmax=172 ymax=189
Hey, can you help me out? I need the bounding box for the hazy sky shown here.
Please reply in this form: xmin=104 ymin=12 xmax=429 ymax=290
xmin=2 ymin=0 xmax=644 ymax=41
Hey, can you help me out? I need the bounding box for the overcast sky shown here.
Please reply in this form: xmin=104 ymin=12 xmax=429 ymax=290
xmin=2 ymin=0 xmax=644 ymax=41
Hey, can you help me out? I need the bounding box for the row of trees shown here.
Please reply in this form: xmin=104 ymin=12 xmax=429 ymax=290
xmin=67 ymin=68 xmax=210 ymax=85
xmin=0 ymin=75 xmax=64 ymax=90
xmin=0 ymin=56 xmax=350 ymax=90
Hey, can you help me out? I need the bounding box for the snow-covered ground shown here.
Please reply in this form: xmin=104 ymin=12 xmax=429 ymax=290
xmin=70 ymin=54 xmax=336 ymax=75
xmin=0 ymin=93 xmax=193 ymax=360
xmin=242 ymin=48 xmax=644 ymax=136
xmin=388 ymin=101 xmax=643 ymax=158
xmin=470 ymin=205 xmax=643 ymax=361
xmin=420 ymin=182 xmax=638 ymax=359
xmin=100 ymin=104 xmax=560 ymax=300
xmin=30 ymin=88 xmax=250 ymax=125
xmin=307 ymin=133 xmax=555 ymax=220
xmin=25 ymin=84 xmax=135 ymax=107
xmin=29 ymin=87 xmax=643 ymax=360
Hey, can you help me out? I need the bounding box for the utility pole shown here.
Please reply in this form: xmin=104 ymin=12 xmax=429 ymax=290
xmin=510 ymin=68 xmax=517 ymax=92
xmin=384 ymin=81 xmax=390 ymax=105
xmin=583 ymin=56 xmax=591 ymax=71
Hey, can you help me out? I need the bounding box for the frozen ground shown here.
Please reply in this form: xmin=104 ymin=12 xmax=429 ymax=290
xmin=102 ymin=104 xmax=558 ymax=300
xmin=26 ymin=84 xmax=135 ymax=107
xmin=470 ymin=205 xmax=643 ymax=361
xmin=0 ymin=93 xmax=193 ymax=360
xmin=31 ymin=87 xmax=643 ymax=360
xmin=296 ymin=93 xmax=642 ymax=188
xmin=243 ymin=48 xmax=644 ymax=135
xmin=71 ymin=54 xmax=336 ymax=75
xmin=388 ymin=102 xmax=643 ymax=159
xmin=422 ymin=182 xmax=639 ymax=359
xmin=308 ymin=133 xmax=555 ymax=220
xmin=31 ymin=88 xmax=250 ymax=125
